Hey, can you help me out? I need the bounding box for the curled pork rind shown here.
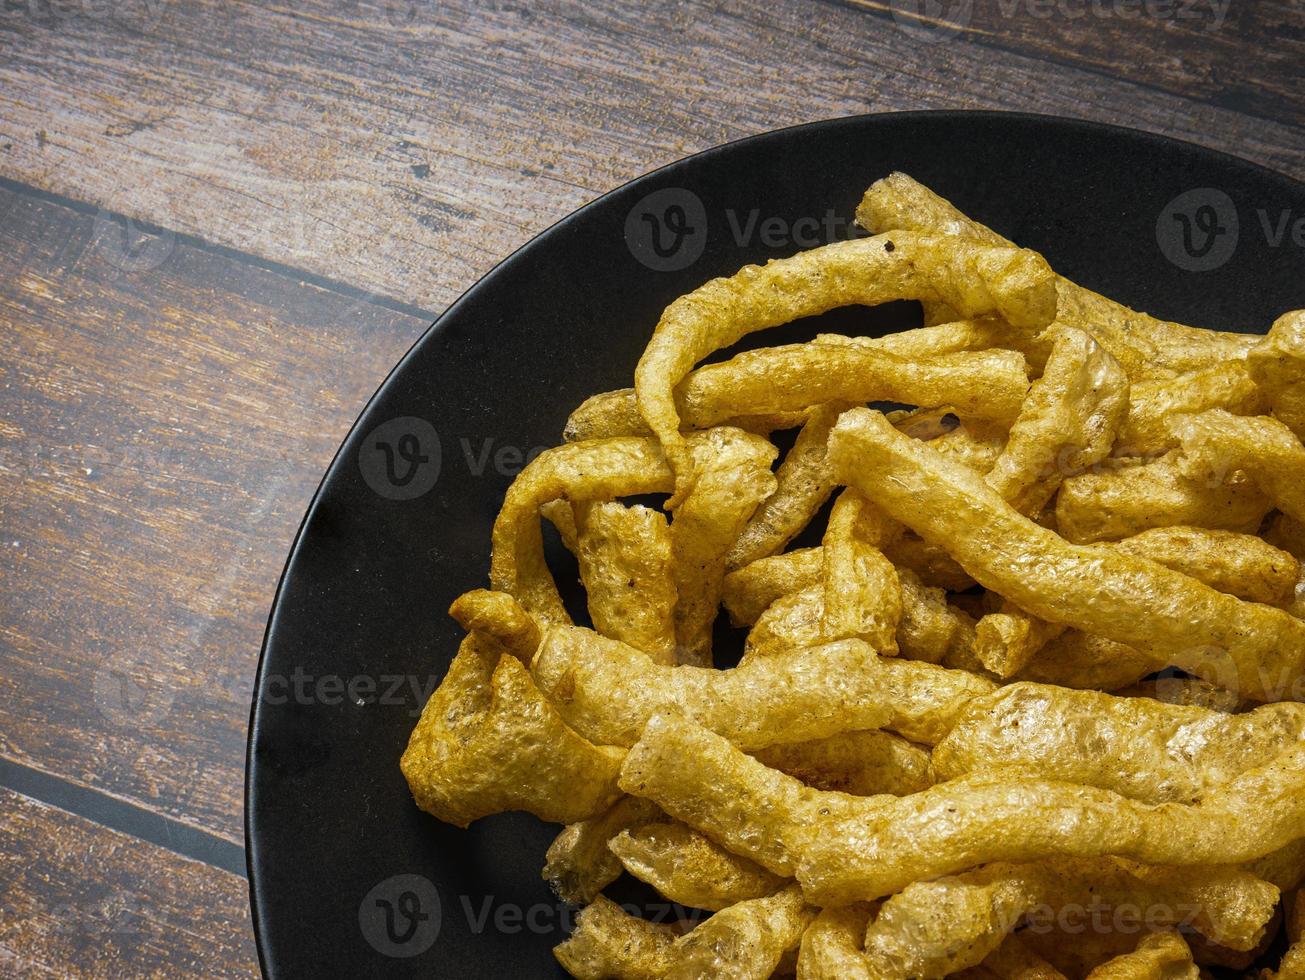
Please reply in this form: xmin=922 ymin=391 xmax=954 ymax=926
xmin=574 ymin=501 xmax=678 ymax=662
xmin=633 ymin=231 xmax=1056 ymax=504
xmin=554 ymin=886 xmax=811 ymax=980
xmin=725 ymin=402 xmax=847 ymax=570
xmin=608 ymin=820 xmax=785 ymax=911
xmin=827 ymin=407 xmax=1305 ymax=702
xmin=543 ymin=795 xmax=662 ymax=905
xmin=1054 ymin=451 xmax=1272 ymax=544
xmin=797 ymin=904 xmax=875 ymax=980
xmin=619 ymin=713 xmax=1305 ymax=904
xmin=856 ymin=171 xmax=1257 ymax=379
xmin=932 ymin=682 xmax=1305 ymax=804
xmin=722 ymin=548 xmax=823 ymax=626
xmin=400 ymin=638 xmax=622 ymax=827
xmin=1118 ymin=361 xmax=1267 ymax=456
xmin=820 ymin=490 xmax=902 ymax=652
xmin=1084 ymin=930 xmax=1197 ymax=980
xmin=953 ymin=933 xmax=1067 ymax=980
xmin=1172 ymin=409 xmax=1305 ymax=526
xmin=1247 ymin=309 xmax=1305 ymax=441
xmin=861 ymin=859 xmax=1272 ymax=978
xmin=985 ymin=324 xmax=1129 ymax=516
xmin=531 ymin=628 xmax=992 ymax=748
xmin=1111 ymin=525 xmax=1300 ymax=606
xmin=751 ymin=729 xmax=933 ymax=797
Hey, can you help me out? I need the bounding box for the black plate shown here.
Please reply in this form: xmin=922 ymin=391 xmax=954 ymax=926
xmin=247 ymin=112 xmax=1305 ymax=978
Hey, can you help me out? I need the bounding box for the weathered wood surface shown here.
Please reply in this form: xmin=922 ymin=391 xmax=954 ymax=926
xmin=0 ymin=185 xmax=428 ymax=842
xmin=0 ymin=787 xmax=257 ymax=977
xmin=0 ymin=0 xmax=1301 ymax=315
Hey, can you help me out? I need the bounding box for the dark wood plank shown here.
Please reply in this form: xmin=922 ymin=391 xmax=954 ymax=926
xmin=0 ymin=788 xmax=257 ymax=978
xmin=0 ymin=185 xmax=428 ymax=842
xmin=0 ymin=0 xmax=1301 ymax=314
xmin=845 ymin=0 xmax=1305 ymax=129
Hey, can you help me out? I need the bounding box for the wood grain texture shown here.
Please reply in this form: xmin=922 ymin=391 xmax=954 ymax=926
xmin=0 ymin=184 xmax=428 ymax=843
xmin=846 ymin=0 xmax=1305 ymax=129
xmin=0 ymin=787 xmax=257 ymax=978
xmin=0 ymin=0 xmax=1302 ymax=315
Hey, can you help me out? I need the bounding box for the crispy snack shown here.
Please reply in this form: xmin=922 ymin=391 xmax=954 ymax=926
xmin=896 ymin=566 xmax=979 ymax=666
xmin=933 ymin=682 xmax=1305 ymax=804
xmin=725 ymin=402 xmax=847 ymax=570
xmin=954 ymin=933 xmax=1067 ymax=980
xmin=633 ymin=231 xmax=1055 ymax=504
xmin=862 ymin=859 xmax=1273 ymax=978
xmin=1173 ymin=409 xmax=1305 ymax=525
xmin=883 ymin=532 xmax=979 ymax=591
xmin=856 ymin=171 xmax=1257 ymax=379
xmin=1247 ymin=310 xmax=1305 ymax=441
xmin=1055 ymin=451 xmax=1272 ymax=543
xmin=668 ymin=432 xmax=777 ymax=664
xmin=543 ymin=796 xmax=663 ymax=905
xmin=400 ymin=638 xmax=622 ymax=827
xmin=1111 ymin=525 xmax=1300 ymax=606
xmin=820 ymin=490 xmax=902 ymax=652
xmin=817 ymin=315 xmax=1042 ymax=363
xmin=1014 ymin=631 xmax=1159 ymax=691
xmin=608 ymin=820 xmax=785 ymax=911
xmin=985 ymin=325 xmax=1129 ymax=516
xmin=743 ymin=582 xmax=825 ymax=658
xmin=574 ymin=502 xmax=678 ymax=662
xmin=678 ymin=344 xmax=1030 ymax=430
xmin=447 ymin=588 xmax=541 ymax=661
xmin=974 ymin=601 xmax=1067 ymax=678
xmin=490 ymin=427 xmax=772 ymax=623
xmin=532 ymin=628 xmax=992 ymax=748
xmin=619 ymin=713 xmax=1305 ymax=903
xmin=1084 ymin=931 xmax=1197 ymax=979
xmin=1118 ymin=362 xmax=1267 ymax=456
xmin=752 ymin=729 xmax=933 ymax=797
xmin=827 ymin=407 xmax=1305 ymax=702
xmin=666 ymin=883 xmax=813 ymax=980
xmin=553 ymin=895 xmax=679 ymax=980
xmin=722 ymin=548 xmax=823 ymax=626
xmin=797 ymin=904 xmax=875 ymax=980
xmin=565 ymin=387 xmax=806 ymax=441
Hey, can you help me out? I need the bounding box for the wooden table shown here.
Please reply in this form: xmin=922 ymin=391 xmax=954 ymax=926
xmin=0 ymin=1 xmax=1301 ymax=975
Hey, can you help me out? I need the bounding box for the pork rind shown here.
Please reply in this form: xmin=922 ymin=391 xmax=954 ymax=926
xmin=608 ymin=820 xmax=785 ymax=911
xmin=574 ymin=502 xmax=678 ymax=662
xmin=1111 ymin=525 xmax=1300 ymax=606
xmin=932 ymin=682 xmax=1305 ymax=804
xmin=447 ymin=588 xmax=541 ymax=661
xmin=531 ymin=628 xmax=993 ymax=748
xmin=820 ymin=490 xmax=902 ymax=652
xmin=827 ymin=407 xmax=1305 ymax=702
xmin=543 ymin=796 xmax=662 ymax=904
xmin=489 ymin=427 xmax=772 ymax=624
xmin=619 ymin=713 xmax=1305 ymax=903
xmin=555 ymin=886 xmax=811 ymax=980
xmin=751 ymin=729 xmax=933 ymax=797
xmin=856 ymin=171 xmax=1257 ymax=379
xmin=1247 ymin=309 xmax=1305 ymax=441
xmin=1055 ymin=452 xmax=1271 ymax=544
xmin=1118 ymin=361 xmax=1267 ymax=456
xmin=1173 ymin=409 xmax=1305 ymax=525
xmin=725 ymin=402 xmax=846 ymax=570
xmin=400 ymin=638 xmax=623 ymax=827
xmin=954 ymin=933 xmax=1066 ymax=980
xmin=985 ymin=324 xmax=1129 ymax=516
xmin=974 ymin=601 xmax=1067 ymax=678
xmin=861 ymin=859 xmax=1273 ymax=978
xmin=1084 ymin=930 xmax=1197 ymax=979
xmin=1013 ymin=631 xmax=1158 ymax=692
xmin=563 ymin=386 xmax=804 ymax=442
xmin=669 ymin=430 xmax=777 ymax=664
xmin=633 ymin=231 xmax=1056 ymax=503
xmin=722 ymin=548 xmax=823 ymax=626
xmin=797 ymin=904 xmax=875 ymax=980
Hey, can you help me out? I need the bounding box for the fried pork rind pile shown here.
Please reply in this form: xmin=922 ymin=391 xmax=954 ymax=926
xmin=402 ymin=174 xmax=1305 ymax=977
